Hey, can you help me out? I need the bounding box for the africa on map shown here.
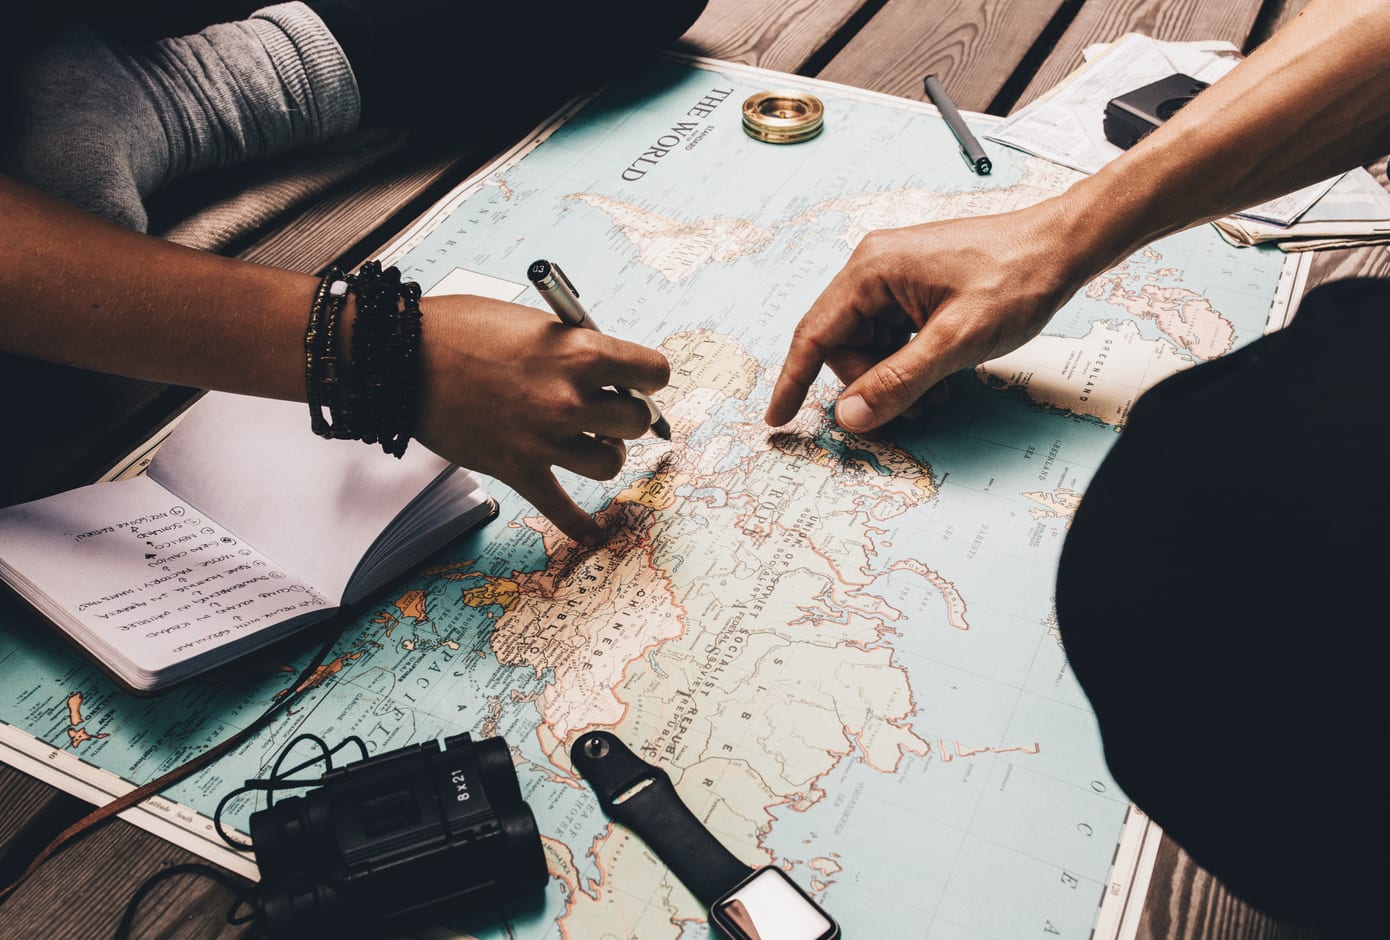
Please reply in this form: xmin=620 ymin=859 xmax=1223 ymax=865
xmin=0 ymin=56 xmax=1296 ymax=939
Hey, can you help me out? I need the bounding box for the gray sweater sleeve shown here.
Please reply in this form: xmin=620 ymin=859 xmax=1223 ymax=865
xmin=1 ymin=2 xmax=360 ymax=231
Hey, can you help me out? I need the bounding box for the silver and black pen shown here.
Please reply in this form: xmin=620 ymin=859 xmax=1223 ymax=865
xmin=527 ymin=259 xmax=672 ymax=440
xmin=923 ymin=73 xmax=992 ymax=176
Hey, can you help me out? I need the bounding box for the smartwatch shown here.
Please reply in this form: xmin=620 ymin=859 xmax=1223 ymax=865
xmin=571 ymin=730 xmax=840 ymax=940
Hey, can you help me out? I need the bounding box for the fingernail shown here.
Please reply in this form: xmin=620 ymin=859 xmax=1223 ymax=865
xmin=837 ymin=395 xmax=875 ymax=431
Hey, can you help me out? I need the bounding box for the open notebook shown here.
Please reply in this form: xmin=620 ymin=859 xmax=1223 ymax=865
xmin=0 ymin=392 xmax=495 ymax=692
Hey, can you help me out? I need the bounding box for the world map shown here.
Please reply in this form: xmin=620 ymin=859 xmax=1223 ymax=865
xmin=0 ymin=56 xmax=1298 ymax=938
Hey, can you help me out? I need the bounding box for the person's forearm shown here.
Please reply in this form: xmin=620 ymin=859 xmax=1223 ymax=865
xmin=1 ymin=172 xmax=675 ymax=543
xmin=0 ymin=173 xmax=313 ymax=402
xmin=1062 ymin=0 xmax=1390 ymax=273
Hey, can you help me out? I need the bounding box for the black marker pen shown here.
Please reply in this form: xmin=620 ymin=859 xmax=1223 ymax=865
xmin=923 ymin=74 xmax=992 ymax=175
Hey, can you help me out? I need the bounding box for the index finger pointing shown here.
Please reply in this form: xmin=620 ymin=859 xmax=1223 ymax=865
xmin=766 ymin=265 xmax=897 ymax=426
xmin=511 ymin=470 xmax=604 ymax=546
xmin=766 ymin=324 xmax=834 ymax=426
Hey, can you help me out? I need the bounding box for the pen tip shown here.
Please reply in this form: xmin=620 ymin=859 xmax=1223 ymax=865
xmin=651 ymin=417 xmax=673 ymax=441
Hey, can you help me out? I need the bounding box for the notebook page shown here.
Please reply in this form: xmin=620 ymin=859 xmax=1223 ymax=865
xmin=148 ymin=392 xmax=455 ymax=602
xmin=0 ymin=475 xmax=327 ymax=684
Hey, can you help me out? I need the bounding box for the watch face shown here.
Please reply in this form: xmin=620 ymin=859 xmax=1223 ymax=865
xmin=710 ymin=866 xmax=839 ymax=940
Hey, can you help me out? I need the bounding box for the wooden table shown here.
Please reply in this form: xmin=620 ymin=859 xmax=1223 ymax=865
xmin=0 ymin=1 xmax=1373 ymax=936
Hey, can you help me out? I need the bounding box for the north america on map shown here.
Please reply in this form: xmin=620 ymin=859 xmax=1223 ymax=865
xmin=0 ymin=57 xmax=1293 ymax=939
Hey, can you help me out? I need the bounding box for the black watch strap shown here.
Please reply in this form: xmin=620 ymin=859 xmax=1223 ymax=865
xmin=571 ymin=730 xmax=754 ymax=907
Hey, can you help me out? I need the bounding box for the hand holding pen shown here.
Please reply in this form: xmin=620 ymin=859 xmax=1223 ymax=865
xmin=409 ymin=289 xmax=668 ymax=546
xmin=528 ymin=260 xmax=672 ymax=439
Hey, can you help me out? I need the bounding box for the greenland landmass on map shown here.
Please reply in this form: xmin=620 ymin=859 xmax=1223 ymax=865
xmin=571 ymin=159 xmax=1240 ymax=430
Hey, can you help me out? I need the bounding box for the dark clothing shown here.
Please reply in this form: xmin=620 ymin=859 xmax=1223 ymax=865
xmin=312 ymin=0 xmax=710 ymax=127
xmin=8 ymin=1 xmax=709 ymax=128
xmin=1057 ymin=277 xmax=1390 ymax=934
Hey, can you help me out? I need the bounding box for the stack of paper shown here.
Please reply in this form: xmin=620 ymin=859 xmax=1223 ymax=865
xmin=986 ymin=33 xmax=1390 ymax=251
xmin=1211 ymin=168 xmax=1390 ymax=251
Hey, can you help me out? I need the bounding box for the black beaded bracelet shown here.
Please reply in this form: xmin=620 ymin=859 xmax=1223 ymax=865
xmin=304 ymin=265 xmax=352 ymax=439
xmin=384 ymin=279 xmax=423 ymax=458
xmin=304 ymin=260 xmax=423 ymax=457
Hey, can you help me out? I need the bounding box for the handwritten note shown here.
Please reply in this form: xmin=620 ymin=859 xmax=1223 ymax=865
xmin=0 ymin=392 xmax=490 ymax=690
xmin=0 ymin=475 xmax=325 ymax=680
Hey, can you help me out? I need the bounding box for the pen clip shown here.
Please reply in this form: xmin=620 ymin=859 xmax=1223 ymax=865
xmin=548 ymin=261 xmax=580 ymax=299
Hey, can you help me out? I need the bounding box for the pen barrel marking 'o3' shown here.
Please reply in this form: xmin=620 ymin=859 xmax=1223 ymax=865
xmin=527 ymin=260 xmax=590 ymax=328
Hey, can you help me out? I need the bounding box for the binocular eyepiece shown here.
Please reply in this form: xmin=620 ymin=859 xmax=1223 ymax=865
xmin=250 ymin=733 xmax=547 ymax=938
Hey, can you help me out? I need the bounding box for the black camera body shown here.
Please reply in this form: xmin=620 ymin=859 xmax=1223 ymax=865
xmin=1103 ymin=72 xmax=1210 ymax=150
xmin=250 ymin=733 xmax=547 ymax=939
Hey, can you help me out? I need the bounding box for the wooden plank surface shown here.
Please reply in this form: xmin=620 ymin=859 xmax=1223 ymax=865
xmin=0 ymin=800 xmax=249 ymax=940
xmin=0 ymin=766 xmax=65 ymax=853
xmin=1138 ymin=835 xmax=1321 ymax=940
xmin=677 ymin=0 xmax=871 ymax=72
xmin=817 ymin=0 xmax=1070 ymax=111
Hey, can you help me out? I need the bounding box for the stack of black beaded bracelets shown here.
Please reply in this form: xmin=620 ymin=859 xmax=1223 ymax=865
xmin=304 ymin=260 xmax=423 ymax=458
